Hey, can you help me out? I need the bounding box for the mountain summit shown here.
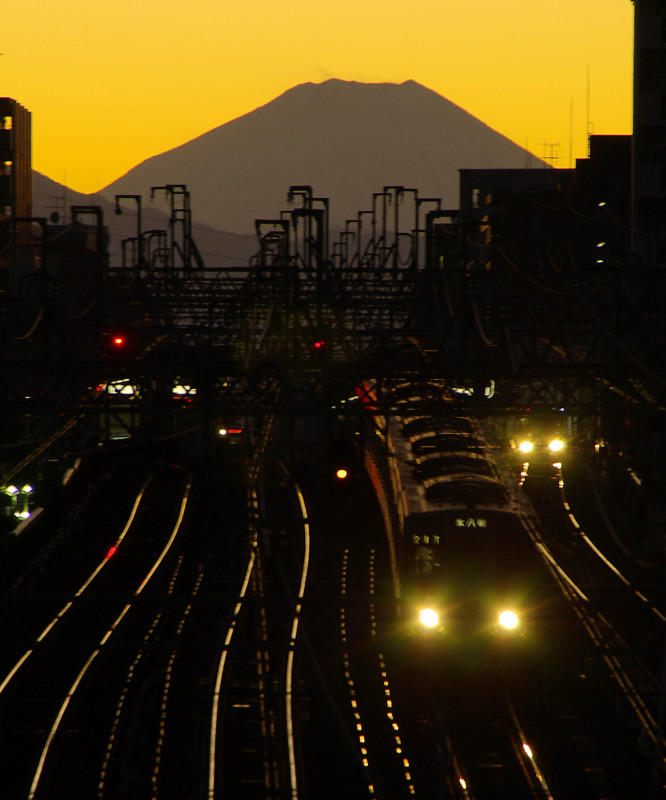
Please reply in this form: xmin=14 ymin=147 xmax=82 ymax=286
xmin=101 ymin=79 xmax=545 ymax=234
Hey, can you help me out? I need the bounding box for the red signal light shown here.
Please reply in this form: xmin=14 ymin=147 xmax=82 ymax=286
xmin=107 ymin=333 xmax=131 ymax=356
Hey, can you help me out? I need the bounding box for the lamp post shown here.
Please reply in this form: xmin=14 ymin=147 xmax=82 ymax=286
xmin=3 ymin=484 xmax=19 ymax=517
xmin=3 ymin=483 xmax=34 ymax=520
xmin=19 ymin=484 xmax=34 ymax=519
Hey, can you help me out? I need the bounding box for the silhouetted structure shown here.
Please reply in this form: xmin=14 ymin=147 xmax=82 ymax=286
xmin=454 ymin=134 xmax=632 ymax=272
xmin=632 ymin=0 xmax=666 ymax=264
xmin=0 ymin=98 xmax=32 ymax=288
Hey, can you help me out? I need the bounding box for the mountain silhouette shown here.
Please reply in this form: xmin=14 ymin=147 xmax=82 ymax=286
xmin=100 ymin=79 xmax=547 ymax=235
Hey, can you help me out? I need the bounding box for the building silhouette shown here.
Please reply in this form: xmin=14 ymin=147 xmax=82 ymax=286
xmin=632 ymin=0 xmax=666 ymax=264
xmin=0 ymin=98 xmax=32 ymax=289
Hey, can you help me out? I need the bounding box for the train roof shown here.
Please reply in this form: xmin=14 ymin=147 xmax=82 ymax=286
xmin=400 ymin=415 xmax=474 ymax=437
xmin=384 ymin=404 xmax=512 ymax=521
xmin=422 ymin=473 xmax=509 ymax=506
xmin=412 ymin=452 xmax=494 ymax=482
xmin=410 ymin=431 xmax=485 ymax=457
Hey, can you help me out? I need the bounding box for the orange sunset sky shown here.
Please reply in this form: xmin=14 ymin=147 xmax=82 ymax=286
xmin=3 ymin=0 xmax=635 ymax=195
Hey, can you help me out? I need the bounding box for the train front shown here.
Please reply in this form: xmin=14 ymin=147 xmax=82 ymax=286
xmin=400 ymin=509 xmax=542 ymax=673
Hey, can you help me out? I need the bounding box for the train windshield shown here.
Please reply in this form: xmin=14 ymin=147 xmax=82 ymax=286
xmin=414 ymin=545 xmax=439 ymax=576
xmin=405 ymin=510 xmax=532 ymax=592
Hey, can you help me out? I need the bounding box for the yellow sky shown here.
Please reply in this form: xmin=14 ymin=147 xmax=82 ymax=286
xmin=3 ymin=0 xmax=634 ymax=195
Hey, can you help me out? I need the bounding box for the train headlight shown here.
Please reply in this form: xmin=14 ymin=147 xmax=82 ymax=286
xmin=498 ymin=609 xmax=519 ymax=630
xmin=518 ymin=440 xmax=533 ymax=453
xmin=548 ymin=438 xmax=564 ymax=453
xmin=419 ymin=607 xmax=440 ymax=628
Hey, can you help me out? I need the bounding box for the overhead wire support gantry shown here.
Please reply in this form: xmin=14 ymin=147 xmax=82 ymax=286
xmin=2 ymin=180 xmax=666 ymax=467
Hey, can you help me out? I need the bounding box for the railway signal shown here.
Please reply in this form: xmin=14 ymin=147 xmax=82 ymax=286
xmin=106 ymin=332 xmax=131 ymax=357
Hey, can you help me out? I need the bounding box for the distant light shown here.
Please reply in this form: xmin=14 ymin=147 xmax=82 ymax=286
xmin=219 ymin=427 xmax=242 ymax=438
xmin=518 ymin=440 xmax=533 ymax=453
xmin=419 ymin=608 xmax=439 ymax=628
xmin=596 ymin=241 xmax=606 ymax=248
xmin=335 ymin=467 xmax=349 ymax=480
xmin=523 ymin=743 xmax=533 ymax=759
xmin=628 ymin=468 xmax=642 ymax=486
xmin=173 ymin=384 xmax=196 ymax=396
xmin=548 ymin=439 xmax=564 ymax=452
xmin=21 ymin=484 xmax=34 ymax=494
xmin=4 ymin=485 xmax=19 ymax=496
xmin=598 ymin=201 xmax=606 ymax=207
xmin=101 ymin=379 xmax=138 ymax=397
xmin=106 ymin=546 xmax=117 ymax=559
xmin=499 ymin=609 xmax=519 ymax=629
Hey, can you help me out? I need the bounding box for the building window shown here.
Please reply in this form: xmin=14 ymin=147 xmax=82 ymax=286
xmin=0 ymin=116 xmax=12 ymax=130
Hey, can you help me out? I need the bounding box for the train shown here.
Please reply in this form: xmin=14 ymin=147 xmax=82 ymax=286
xmin=506 ymin=408 xmax=572 ymax=460
xmin=363 ymin=380 xmax=545 ymax=650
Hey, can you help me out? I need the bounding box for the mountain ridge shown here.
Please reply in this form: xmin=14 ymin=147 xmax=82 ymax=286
xmin=36 ymin=80 xmax=547 ymax=238
xmin=97 ymin=79 xmax=546 ymax=234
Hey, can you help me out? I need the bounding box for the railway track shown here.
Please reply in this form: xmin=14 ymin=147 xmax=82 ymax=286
xmin=1 ymin=437 xmax=661 ymax=799
xmin=516 ymin=455 xmax=663 ymax=797
xmin=0 ymin=461 xmax=194 ymax=797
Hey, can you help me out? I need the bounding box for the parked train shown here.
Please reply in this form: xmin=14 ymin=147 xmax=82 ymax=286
xmin=367 ymin=381 xmax=545 ymax=650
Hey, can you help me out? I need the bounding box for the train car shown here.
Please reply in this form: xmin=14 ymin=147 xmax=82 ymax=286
xmin=507 ymin=409 xmax=571 ymax=460
xmin=381 ymin=387 xmax=544 ymax=653
xmin=402 ymin=505 xmax=540 ymax=644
